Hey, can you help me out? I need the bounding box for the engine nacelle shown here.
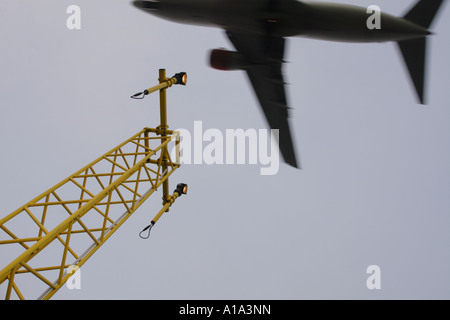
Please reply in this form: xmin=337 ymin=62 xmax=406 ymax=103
xmin=209 ymin=49 xmax=248 ymax=71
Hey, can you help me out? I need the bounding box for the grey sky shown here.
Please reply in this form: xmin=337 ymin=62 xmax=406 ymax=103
xmin=0 ymin=0 xmax=449 ymax=299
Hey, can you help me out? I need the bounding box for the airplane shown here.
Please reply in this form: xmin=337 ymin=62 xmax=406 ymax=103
xmin=132 ymin=0 xmax=446 ymax=169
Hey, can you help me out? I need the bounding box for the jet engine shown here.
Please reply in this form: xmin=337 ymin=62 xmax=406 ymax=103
xmin=209 ymin=49 xmax=248 ymax=71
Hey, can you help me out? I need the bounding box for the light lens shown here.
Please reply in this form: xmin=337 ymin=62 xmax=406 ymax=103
xmin=173 ymin=72 xmax=187 ymax=85
xmin=176 ymin=183 xmax=188 ymax=195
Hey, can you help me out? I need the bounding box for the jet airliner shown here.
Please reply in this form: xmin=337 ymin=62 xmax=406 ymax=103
xmin=132 ymin=0 xmax=445 ymax=168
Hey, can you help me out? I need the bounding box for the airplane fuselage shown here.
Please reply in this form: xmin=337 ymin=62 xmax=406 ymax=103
xmin=132 ymin=0 xmax=442 ymax=168
xmin=133 ymin=0 xmax=430 ymax=42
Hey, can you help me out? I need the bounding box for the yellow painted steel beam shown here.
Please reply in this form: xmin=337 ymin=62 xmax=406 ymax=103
xmin=0 ymin=128 xmax=180 ymax=299
xmin=159 ymin=69 xmax=171 ymax=207
xmin=0 ymin=69 xmax=187 ymax=300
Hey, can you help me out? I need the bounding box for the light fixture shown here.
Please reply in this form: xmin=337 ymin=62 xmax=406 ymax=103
xmin=175 ymin=183 xmax=188 ymax=196
xmin=131 ymin=71 xmax=187 ymax=99
xmin=173 ymin=72 xmax=187 ymax=85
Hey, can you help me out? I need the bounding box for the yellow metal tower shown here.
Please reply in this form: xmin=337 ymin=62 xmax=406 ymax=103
xmin=0 ymin=69 xmax=187 ymax=300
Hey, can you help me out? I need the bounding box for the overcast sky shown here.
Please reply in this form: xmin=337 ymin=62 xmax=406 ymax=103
xmin=0 ymin=0 xmax=449 ymax=299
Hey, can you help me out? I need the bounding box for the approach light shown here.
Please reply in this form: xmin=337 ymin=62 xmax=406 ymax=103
xmin=131 ymin=71 xmax=187 ymax=99
xmin=175 ymin=183 xmax=188 ymax=196
xmin=173 ymin=72 xmax=187 ymax=85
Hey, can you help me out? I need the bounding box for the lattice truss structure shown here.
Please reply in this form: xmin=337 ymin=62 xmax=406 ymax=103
xmin=0 ymin=127 xmax=180 ymax=299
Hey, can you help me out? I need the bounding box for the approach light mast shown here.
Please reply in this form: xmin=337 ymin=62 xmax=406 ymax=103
xmin=0 ymin=69 xmax=188 ymax=300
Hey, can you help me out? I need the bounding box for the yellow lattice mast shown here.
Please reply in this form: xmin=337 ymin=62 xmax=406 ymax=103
xmin=0 ymin=69 xmax=188 ymax=300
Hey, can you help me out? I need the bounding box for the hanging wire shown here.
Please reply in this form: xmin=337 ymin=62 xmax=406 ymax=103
xmin=130 ymin=91 xmax=146 ymax=99
xmin=139 ymin=222 xmax=155 ymax=239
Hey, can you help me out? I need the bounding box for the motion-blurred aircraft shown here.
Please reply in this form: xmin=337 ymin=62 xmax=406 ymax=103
xmin=132 ymin=0 xmax=445 ymax=168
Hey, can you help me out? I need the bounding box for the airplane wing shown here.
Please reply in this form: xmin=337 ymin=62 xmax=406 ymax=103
xmin=226 ymin=30 xmax=300 ymax=168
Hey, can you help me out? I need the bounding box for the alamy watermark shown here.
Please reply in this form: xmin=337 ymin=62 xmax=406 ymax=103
xmin=366 ymin=265 xmax=381 ymax=290
xmin=66 ymin=265 xmax=81 ymax=290
xmin=367 ymin=5 xmax=382 ymax=30
xmin=66 ymin=5 xmax=81 ymax=30
xmin=65 ymin=4 xmax=381 ymax=31
xmin=170 ymin=121 xmax=280 ymax=175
